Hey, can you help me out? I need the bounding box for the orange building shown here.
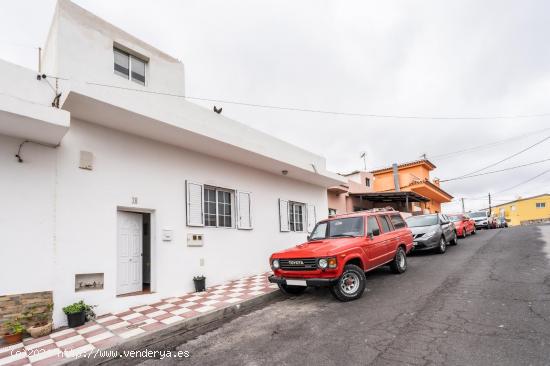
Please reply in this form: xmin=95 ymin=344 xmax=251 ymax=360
xmin=370 ymin=159 xmax=453 ymax=213
xmin=327 ymin=159 xmax=452 ymax=215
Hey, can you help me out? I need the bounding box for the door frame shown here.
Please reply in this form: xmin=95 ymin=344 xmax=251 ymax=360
xmin=116 ymin=206 xmax=156 ymax=295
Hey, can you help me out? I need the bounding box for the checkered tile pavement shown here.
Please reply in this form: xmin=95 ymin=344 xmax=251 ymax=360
xmin=0 ymin=273 xmax=277 ymax=366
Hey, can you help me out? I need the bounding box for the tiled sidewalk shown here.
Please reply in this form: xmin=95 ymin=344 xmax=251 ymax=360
xmin=0 ymin=273 xmax=277 ymax=366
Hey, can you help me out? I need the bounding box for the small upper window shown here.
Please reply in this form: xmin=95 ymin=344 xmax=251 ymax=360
xmin=114 ymin=48 xmax=129 ymax=78
xmin=365 ymin=178 xmax=371 ymax=187
xmin=536 ymin=202 xmax=546 ymax=209
xmin=114 ymin=47 xmax=146 ymax=85
xmin=131 ymin=57 xmax=146 ymax=85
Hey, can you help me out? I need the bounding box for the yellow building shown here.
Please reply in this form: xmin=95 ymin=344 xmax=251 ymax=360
xmin=492 ymin=193 xmax=550 ymax=226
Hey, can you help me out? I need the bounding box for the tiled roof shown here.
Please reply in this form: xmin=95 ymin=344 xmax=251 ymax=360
xmin=371 ymin=159 xmax=436 ymax=174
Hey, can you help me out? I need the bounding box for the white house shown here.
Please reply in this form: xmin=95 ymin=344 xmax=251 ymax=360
xmin=0 ymin=0 xmax=345 ymax=327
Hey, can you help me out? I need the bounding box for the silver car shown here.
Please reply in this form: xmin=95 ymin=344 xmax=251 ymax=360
xmin=469 ymin=211 xmax=490 ymax=229
xmin=405 ymin=214 xmax=458 ymax=254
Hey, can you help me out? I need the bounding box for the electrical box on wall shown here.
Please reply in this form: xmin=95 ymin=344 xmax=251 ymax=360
xmin=162 ymin=229 xmax=173 ymax=241
xmin=79 ymin=151 xmax=94 ymax=170
xmin=187 ymin=233 xmax=204 ymax=247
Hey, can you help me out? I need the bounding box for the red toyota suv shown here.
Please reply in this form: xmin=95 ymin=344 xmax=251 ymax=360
xmin=269 ymin=209 xmax=413 ymax=301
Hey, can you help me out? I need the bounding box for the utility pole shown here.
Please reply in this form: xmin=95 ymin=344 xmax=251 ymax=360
xmin=461 ymin=197 xmax=465 ymax=213
xmin=360 ymin=152 xmax=367 ymax=171
xmin=488 ymin=193 xmax=492 ymax=216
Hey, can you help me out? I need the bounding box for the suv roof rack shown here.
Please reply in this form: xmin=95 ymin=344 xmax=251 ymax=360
xmin=353 ymin=207 xmax=396 ymax=213
xmin=328 ymin=206 xmax=397 ymax=218
xmin=366 ymin=206 xmax=396 ymax=213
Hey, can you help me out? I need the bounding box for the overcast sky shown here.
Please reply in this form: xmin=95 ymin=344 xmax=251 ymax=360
xmin=1 ymin=0 xmax=550 ymax=212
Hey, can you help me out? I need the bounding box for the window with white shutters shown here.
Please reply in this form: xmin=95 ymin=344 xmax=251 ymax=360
xmin=279 ymin=199 xmax=290 ymax=232
xmin=202 ymin=186 xmax=235 ymax=228
xmin=186 ymin=181 xmax=204 ymax=227
xmin=289 ymin=202 xmax=305 ymax=232
xmin=237 ymin=191 xmax=252 ymax=230
xmin=204 ymin=187 xmax=217 ymax=226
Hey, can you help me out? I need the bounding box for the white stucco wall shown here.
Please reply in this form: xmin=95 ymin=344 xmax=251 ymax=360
xmin=42 ymin=0 xmax=185 ymax=99
xmin=51 ymin=119 xmax=327 ymax=326
xmin=0 ymin=134 xmax=56 ymax=295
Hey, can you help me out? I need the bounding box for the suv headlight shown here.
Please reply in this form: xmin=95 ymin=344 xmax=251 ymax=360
xmin=272 ymin=259 xmax=280 ymax=269
xmin=318 ymin=257 xmax=337 ymax=269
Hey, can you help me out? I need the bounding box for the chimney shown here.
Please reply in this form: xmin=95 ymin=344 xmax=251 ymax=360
xmin=392 ymin=163 xmax=400 ymax=192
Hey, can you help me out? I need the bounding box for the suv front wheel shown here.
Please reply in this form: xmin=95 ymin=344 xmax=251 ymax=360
xmin=330 ymin=264 xmax=366 ymax=302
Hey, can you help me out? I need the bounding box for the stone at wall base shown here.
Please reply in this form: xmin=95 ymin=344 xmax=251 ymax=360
xmin=27 ymin=322 xmax=52 ymax=338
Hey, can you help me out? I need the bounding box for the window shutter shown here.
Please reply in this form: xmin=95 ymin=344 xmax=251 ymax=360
xmin=307 ymin=204 xmax=316 ymax=232
xmin=237 ymin=191 xmax=252 ymax=230
xmin=279 ymin=199 xmax=290 ymax=232
xmin=186 ymin=181 xmax=204 ymax=227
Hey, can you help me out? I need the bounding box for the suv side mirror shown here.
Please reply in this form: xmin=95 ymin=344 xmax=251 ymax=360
xmin=368 ymin=228 xmax=380 ymax=239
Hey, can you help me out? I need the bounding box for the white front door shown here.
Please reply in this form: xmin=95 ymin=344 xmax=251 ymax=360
xmin=117 ymin=211 xmax=143 ymax=295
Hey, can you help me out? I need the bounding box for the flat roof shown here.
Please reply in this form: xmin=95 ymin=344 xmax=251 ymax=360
xmin=491 ymin=193 xmax=550 ymax=208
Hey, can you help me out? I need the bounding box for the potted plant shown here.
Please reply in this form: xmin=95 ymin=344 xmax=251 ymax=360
xmin=24 ymin=303 xmax=53 ymax=338
xmin=193 ymin=275 xmax=206 ymax=292
xmin=62 ymin=301 xmax=96 ymax=328
xmin=3 ymin=318 xmax=25 ymax=344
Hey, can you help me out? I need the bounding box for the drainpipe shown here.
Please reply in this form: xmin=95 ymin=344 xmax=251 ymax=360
xmin=392 ymin=163 xmax=400 ymax=192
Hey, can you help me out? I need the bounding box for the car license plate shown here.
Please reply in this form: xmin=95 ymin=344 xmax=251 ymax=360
xmin=286 ymin=279 xmax=307 ymax=286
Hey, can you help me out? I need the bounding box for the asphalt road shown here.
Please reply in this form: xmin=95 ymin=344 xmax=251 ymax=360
xmin=140 ymin=225 xmax=550 ymax=366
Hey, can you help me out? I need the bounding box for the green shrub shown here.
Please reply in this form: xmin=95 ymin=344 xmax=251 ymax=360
xmin=62 ymin=301 xmax=96 ymax=320
xmin=4 ymin=318 xmax=25 ymax=335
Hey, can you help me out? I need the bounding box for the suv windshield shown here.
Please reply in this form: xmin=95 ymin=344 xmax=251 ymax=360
xmin=469 ymin=212 xmax=487 ymax=218
xmin=405 ymin=215 xmax=439 ymax=227
xmin=309 ymin=217 xmax=364 ymax=240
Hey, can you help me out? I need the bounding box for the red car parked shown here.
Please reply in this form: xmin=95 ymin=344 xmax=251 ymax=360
xmin=448 ymin=214 xmax=476 ymax=238
xmin=268 ymin=208 xmax=413 ymax=302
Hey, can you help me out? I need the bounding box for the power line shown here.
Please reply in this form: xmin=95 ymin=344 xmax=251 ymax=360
xmin=442 ymin=136 xmax=550 ymax=181
xmin=0 ymin=39 xmax=39 ymax=50
xmin=495 ymin=168 xmax=550 ymax=194
xmin=85 ymin=81 xmax=550 ymax=121
xmin=439 ymin=157 xmax=550 ymax=182
xmin=429 ymin=127 xmax=550 ymax=160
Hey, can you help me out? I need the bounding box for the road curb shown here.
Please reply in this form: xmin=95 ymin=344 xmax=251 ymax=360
xmin=59 ymin=290 xmax=282 ymax=366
